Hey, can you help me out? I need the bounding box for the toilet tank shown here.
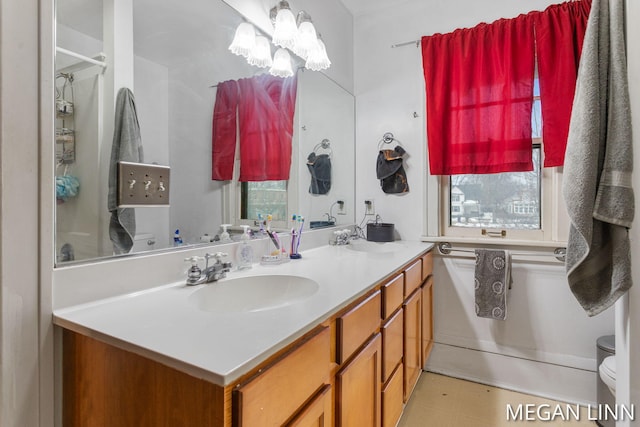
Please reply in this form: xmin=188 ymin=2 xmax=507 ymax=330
xmin=132 ymin=233 xmax=156 ymax=252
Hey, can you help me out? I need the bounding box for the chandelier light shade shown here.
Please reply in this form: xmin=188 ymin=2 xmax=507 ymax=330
xmin=305 ymin=38 xmax=331 ymax=71
xmin=228 ymin=2 xmax=331 ymax=76
xmin=269 ymin=48 xmax=294 ymax=78
xmin=248 ymin=35 xmax=273 ymax=68
xmin=271 ymin=1 xmax=298 ymax=50
xmin=228 ymin=22 xmax=256 ymax=58
xmin=293 ymin=21 xmax=319 ymax=60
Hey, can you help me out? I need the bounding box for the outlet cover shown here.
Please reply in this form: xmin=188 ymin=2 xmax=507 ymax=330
xmin=117 ymin=161 xmax=170 ymax=207
xmin=365 ymin=199 xmax=375 ymax=215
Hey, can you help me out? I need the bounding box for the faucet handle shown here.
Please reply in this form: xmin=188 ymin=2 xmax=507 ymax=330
xmin=211 ymin=252 xmax=228 ymax=261
xmin=184 ymin=256 xmax=204 ymax=266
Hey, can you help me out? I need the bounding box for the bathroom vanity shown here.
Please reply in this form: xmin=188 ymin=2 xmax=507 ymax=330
xmin=55 ymin=242 xmax=434 ymax=426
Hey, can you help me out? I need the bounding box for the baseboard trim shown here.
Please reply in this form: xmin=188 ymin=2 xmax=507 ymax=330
xmin=425 ymin=342 xmax=597 ymax=406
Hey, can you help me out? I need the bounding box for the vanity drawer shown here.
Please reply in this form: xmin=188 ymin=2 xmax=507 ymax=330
xmin=404 ymin=259 xmax=422 ymax=297
xmin=234 ymin=327 xmax=331 ymax=427
xmin=381 ymin=308 xmax=403 ymax=383
xmin=381 ymin=273 xmax=404 ymax=319
xmin=337 ymin=290 xmax=381 ymax=364
xmin=422 ymin=251 xmax=433 ymax=281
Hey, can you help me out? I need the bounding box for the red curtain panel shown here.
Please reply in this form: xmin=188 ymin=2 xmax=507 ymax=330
xmin=211 ymin=80 xmax=239 ymax=181
xmin=237 ymin=74 xmax=298 ymax=181
xmin=421 ymin=14 xmax=536 ymax=175
xmin=535 ymin=0 xmax=591 ymax=167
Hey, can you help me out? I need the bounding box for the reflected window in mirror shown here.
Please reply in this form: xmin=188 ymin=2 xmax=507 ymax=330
xmin=241 ymin=181 xmax=288 ymax=223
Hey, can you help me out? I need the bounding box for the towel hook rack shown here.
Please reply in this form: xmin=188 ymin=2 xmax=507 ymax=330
xmin=312 ymin=138 xmax=332 ymax=157
xmin=378 ymin=132 xmax=404 ymax=149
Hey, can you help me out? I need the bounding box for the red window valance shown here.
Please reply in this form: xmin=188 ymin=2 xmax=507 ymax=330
xmin=421 ymin=0 xmax=591 ymax=175
xmin=211 ymin=74 xmax=298 ymax=181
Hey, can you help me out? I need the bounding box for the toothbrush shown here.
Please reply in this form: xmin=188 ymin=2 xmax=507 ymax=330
xmin=296 ymin=216 xmax=304 ymax=253
xmin=290 ymin=215 xmax=298 ymax=255
xmin=258 ymin=214 xmax=264 ymax=234
xmin=266 ymin=229 xmax=280 ymax=250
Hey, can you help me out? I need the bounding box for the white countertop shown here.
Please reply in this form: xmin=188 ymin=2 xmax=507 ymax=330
xmin=53 ymin=241 xmax=433 ymax=386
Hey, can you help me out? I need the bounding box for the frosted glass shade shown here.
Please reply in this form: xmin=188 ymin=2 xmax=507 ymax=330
xmin=248 ymin=35 xmax=273 ymax=68
xmin=293 ymin=21 xmax=319 ymax=60
xmin=272 ymin=7 xmax=298 ymax=49
xmin=305 ymin=38 xmax=331 ymax=71
xmin=228 ymin=22 xmax=256 ymax=58
xmin=269 ymin=48 xmax=294 ymax=78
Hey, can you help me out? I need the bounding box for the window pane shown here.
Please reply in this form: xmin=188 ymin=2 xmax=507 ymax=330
xmin=449 ymin=149 xmax=541 ymax=230
xmin=241 ymin=181 xmax=288 ymax=222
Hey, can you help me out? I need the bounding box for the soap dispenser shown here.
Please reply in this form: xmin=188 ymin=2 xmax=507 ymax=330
xmin=219 ymin=224 xmax=232 ymax=242
xmin=237 ymin=225 xmax=253 ymax=270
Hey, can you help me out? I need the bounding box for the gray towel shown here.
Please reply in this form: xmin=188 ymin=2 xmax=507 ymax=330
xmin=474 ymin=249 xmax=511 ymax=320
xmin=562 ymin=0 xmax=634 ymax=317
xmin=307 ymin=153 xmax=332 ymax=194
xmin=108 ymin=88 xmax=144 ymax=254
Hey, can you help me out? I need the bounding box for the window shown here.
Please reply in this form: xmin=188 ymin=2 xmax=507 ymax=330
xmin=240 ymin=181 xmax=288 ymax=223
xmin=223 ymin=156 xmax=294 ymax=230
xmin=440 ymin=78 xmax=564 ymax=241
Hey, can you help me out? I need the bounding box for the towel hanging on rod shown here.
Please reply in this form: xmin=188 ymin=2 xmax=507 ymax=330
xmin=307 ymin=139 xmax=332 ymax=195
xmin=376 ymin=132 xmax=409 ymax=194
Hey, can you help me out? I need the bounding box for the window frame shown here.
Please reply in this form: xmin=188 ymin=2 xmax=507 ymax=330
xmin=222 ymin=157 xmax=296 ymax=230
xmin=429 ymin=90 xmax=569 ymax=244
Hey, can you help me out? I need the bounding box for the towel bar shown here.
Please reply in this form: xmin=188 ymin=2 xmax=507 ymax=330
xmin=437 ymin=242 xmax=566 ymax=263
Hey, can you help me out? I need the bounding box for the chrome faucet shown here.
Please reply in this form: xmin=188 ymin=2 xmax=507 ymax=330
xmin=330 ymin=228 xmax=352 ymax=246
xmin=185 ymin=252 xmax=232 ymax=286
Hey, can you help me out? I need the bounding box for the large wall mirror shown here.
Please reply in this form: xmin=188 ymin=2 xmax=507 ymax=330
xmin=54 ymin=0 xmax=355 ymax=265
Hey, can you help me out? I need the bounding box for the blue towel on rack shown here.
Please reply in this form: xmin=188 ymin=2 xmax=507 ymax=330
xmin=474 ymin=249 xmax=512 ymax=320
xmin=108 ymin=88 xmax=144 ymax=254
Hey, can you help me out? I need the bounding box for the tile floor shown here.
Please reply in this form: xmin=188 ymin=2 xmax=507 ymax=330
xmin=398 ymin=373 xmax=598 ymax=427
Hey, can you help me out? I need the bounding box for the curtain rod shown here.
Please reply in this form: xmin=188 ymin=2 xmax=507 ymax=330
xmin=437 ymin=242 xmax=567 ymax=262
xmin=391 ymin=39 xmax=421 ymax=49
xmin=394 ymin=0 xmax=588 ymax=49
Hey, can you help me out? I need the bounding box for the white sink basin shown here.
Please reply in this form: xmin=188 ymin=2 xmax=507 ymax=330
xmin=346 ymin=241 xmax=403 ymax=254
xmin=188 ymin=275 xmax=319 ymax=313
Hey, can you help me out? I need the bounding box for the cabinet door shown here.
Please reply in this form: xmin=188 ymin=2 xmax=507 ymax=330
xmin=381 ymin=308 xmax=403 ymax=383
xmin=382 ymin=364 xmax=404 ymax=427
xmin=286 ymin=384 xmax=332 ymax=427
xmin=403 ymin=289 xmax=421 ymax=402
xmin=336 ymin=333 xmax=382 ymax=427
xmin=422 ymin=276 xmax=434 ymax=366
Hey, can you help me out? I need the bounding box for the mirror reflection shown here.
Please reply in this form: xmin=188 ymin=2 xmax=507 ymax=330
xmin=54 ymin=0 xmax=355 ymax=265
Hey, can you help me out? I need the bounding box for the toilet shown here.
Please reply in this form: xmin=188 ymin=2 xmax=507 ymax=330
xmin=599 ymin=355 xmax=616 ymax=396
xmin=132 ymin=233 xmax=156 ymax=252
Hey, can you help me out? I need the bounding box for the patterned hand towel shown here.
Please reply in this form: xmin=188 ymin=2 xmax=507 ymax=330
xmin=474 ymin=249 xmax=512 ymax=320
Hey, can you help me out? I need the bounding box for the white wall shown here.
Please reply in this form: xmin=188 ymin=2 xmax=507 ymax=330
xmin=133 ymin=55 xmax=171 ymax=249
xmin=352 ymin=0 xmax=616 ymax=404
xmin=1 ymin=0 xmax=43 ymax=426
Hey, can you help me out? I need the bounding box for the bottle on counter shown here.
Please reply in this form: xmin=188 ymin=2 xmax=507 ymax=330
xmin=173 ymin=229 xmax=183 ymax=246
xmin=237 ymin=225 xmax=253 ymax=270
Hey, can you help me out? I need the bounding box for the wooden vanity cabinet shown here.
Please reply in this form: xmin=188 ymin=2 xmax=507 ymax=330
xmin=61 ymin=249 xmax=435 ymax=427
